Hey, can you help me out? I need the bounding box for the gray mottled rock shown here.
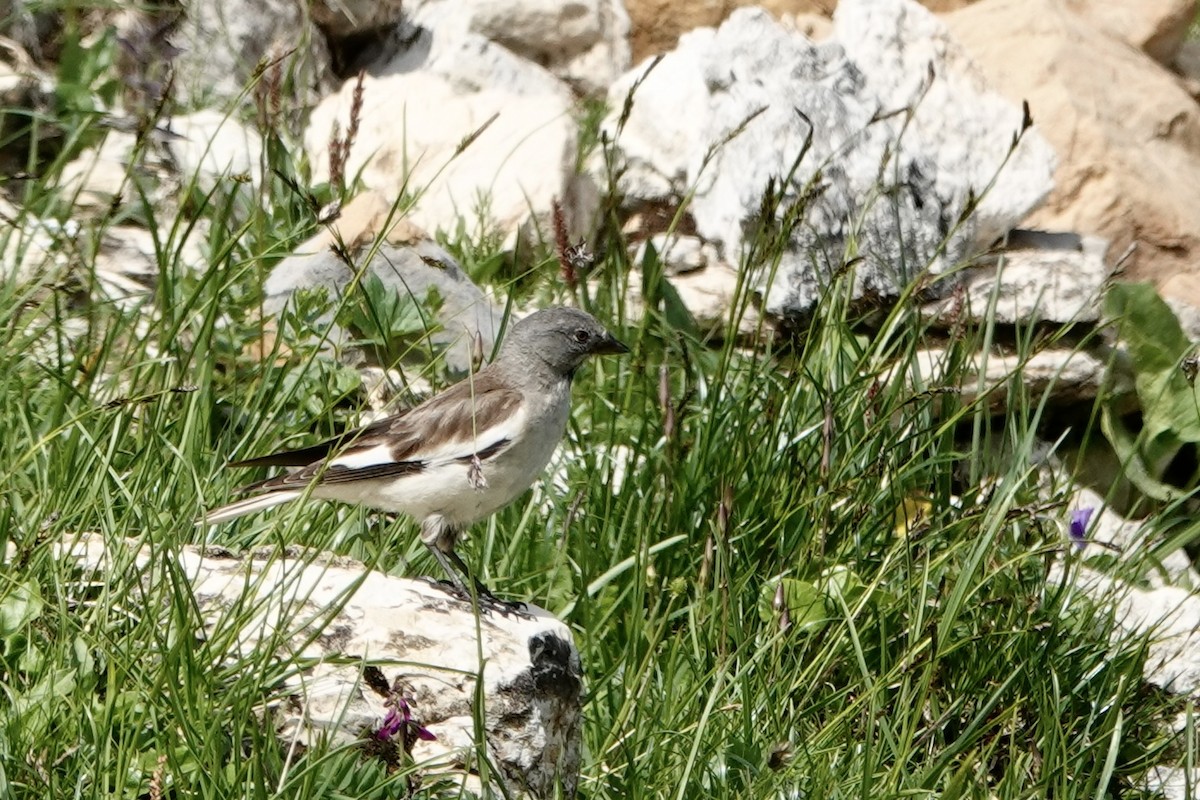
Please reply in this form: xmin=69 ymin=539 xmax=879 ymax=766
xmin=264 ymin=191 xmax=503 ymax=376
xmin=406 ymin=0 xmax=631 ymax=95
xmin=56 ymin=532 xmax=582 ymax=799
xmin=0 ymin=0 xmax=55 ymax=58
xmin=125 ymin=0 xmax=330 ymax=109
xmin=832 ymin=0 xmax=1055 ymax=249
xmin=925 ymin=232 xmax=1110 ymax=326
xmin=601 ymin=2 xmax=1055 ymax=321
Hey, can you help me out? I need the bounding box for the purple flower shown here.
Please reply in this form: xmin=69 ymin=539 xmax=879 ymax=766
xmin=376 ymin=708 xmax=405 ymax=740
xmin=1069 ymin=507 xmax=1094 ymax=548
xmin=375 ymin=695 xmax=436 ymax=742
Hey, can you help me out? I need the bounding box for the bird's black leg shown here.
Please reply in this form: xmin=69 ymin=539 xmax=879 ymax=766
xmin=421 ymin=517 xmax=472 ymax=593
xmin=419 ymin=517 xmax=527 ymax=616
xmin=443 ymin=548 xmax=496 ymax=599
xmin=427 ymin=545 xmax=471 ymax=595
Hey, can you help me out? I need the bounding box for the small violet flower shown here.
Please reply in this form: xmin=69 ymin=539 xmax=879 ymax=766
xmin=1068 ymin=507 xmax=1094 ymax=549
xmin=375 ymin=707 xmax=405 ymax=740
xmin=376 ymin=695 xmax=436 ymax=742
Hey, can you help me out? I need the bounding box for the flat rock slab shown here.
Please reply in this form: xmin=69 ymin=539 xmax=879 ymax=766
xmin=923 ymin=232 xmax=1110 ymax=326
xmin=55 ymin=533 xmax=582 ymax=799
xmin=899 ymin=346 xmax=1124 ymax=413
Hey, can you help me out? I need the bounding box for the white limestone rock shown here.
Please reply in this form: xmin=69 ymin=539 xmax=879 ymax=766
xmin=374 ymin=19 xmax=573 ymax=99
xmin=55 ymin=128 xmax=178 ymax=216
xmin=304 ymin=70 xmax=577 ymax=246
xmin=166 ymin=111 xmax=265 ymax=193
xmin=1047 ymin=515 xmax=1200 ymax=798
xmin=634 ymin=233 xmax=718 ymax=276
xmin=615 ymin=260 xmax=762 ymax=340
xmin=92 ymin=224 xmax=208 ymax=304
xmin=56 ymin=532 xmax=583 ymax=799
xmin=1145 ymin=766 xmax=1200 ymax=800
xmin=612 ymin=233 xmax=765 ymax=340
xmin=57 ymin=112 xmax=262 ymax=216
xmin=1048 ymin=559 xmax=1200 ymax=696
xmin=0 ymin=196 xmax=73 ymax=284
xmin=902 ymin=347 xmax=1117 ymax=412
xmin=1066 ymin=487 xmax=1200 ymax=590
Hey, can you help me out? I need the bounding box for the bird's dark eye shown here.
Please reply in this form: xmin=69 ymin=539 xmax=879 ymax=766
xmin=572 ymin=329 xmax=590 ymax=344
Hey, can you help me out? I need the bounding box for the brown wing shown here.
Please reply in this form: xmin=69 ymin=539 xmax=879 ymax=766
xmin=231 ymin=369 xmax=524 ymax=493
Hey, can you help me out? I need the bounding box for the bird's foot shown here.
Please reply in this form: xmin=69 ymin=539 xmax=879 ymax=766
xmin=426 ymin=578 xmax=531 ymax=619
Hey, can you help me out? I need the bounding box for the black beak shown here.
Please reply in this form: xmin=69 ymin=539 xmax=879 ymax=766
xmin=593 ymin=332 xmax=629 ymax=355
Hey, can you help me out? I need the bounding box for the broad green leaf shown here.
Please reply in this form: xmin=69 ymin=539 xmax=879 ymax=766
xmin=758 ymin=577 xmax=827 ymax=632
xmin=1100 ymin=402 xmax=1179 ymax=502
xmin=11 ymin=668 xmax=76 ymax=743
xmin=1105 ymin=282 xmax=1200 ymax=449
xmin=0 ymin=581 xmax=43 ymax=640
xmin=821 ymin=565 xmax=869 ymax=609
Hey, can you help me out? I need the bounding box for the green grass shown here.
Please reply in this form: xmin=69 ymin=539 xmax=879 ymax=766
xmin=0 ymin=22 xmax=1197 ymax=800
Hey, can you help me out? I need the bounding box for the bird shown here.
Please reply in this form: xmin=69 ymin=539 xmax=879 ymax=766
xmin=201 ymin=307 xmax=628 ymax=603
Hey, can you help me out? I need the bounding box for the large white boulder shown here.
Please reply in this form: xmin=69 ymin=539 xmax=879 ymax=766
xmin=601 ymin=1 xmax=1056 ymax=319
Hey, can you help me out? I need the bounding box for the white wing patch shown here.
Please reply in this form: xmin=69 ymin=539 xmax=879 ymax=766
xmin=327 ymin=443 xmax=400 ymax=470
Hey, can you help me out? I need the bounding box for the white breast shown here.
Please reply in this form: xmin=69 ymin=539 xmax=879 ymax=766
xmin=315 ymin=381 xmax=573 ymax=527
xmin=458 ymin=381 xmax=572 ymax=522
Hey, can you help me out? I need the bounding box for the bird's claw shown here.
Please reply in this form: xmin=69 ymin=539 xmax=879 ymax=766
xmin=427 ymin=578 xmax=532 ymax=619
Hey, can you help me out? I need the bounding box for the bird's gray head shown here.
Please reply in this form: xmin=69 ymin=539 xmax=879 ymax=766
xmin=498 ymin=307 xmax=628 ymax=378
